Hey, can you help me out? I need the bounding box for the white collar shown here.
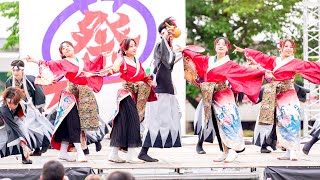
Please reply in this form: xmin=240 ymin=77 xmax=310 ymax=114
xmin=274 ymin=56 xmax=294 ymax=72
xmin=65 ymin=57 xmax=84 ymax=77
xmin=124 ymin=57 xmax=140 ymax=79
xmin=207 ymin=55 xmax=230 ymax=73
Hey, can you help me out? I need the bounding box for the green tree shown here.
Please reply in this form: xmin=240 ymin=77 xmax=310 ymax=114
xmin=186 ymin=0 xmax=303 ymax=58
xmin=0 ymin=1 xmax=19 ymax=50
xmin=186 ymin=0 xmax=304 ymax=105
xmin=0 ymin=2 xmax=18 ymax=92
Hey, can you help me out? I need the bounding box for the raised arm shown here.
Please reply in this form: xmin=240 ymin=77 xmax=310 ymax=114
xmin=243 ymin=48 xmax=276 ymax=70
xmin=233 ymin=45 xmax=276 ymax=70
xmin=99 ymin=55 xmax=123 ymax=77
xmin=25 ymin=55 xmax=69 ymax=75
xmin=182 ymin=49 xmax=209 ymax=79
xmin=154 ymin=38 xmax=175 ymax=69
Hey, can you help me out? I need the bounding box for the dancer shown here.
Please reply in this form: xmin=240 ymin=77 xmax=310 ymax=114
xmin=253 ymin=83 xmax=310 ymax=153
xmin=303 ymin=119 xmax=320 ymax=155
xmin=138 ymin=17 xmax=182 ymax=162
xmin=0 ymin=87 xmax=33 ymax=164
xmin=5 ymin=60 xmax=52 ymax=156
xmin=46 ymin=105 xmax=108 ymax=155
xmin=26 ymin=40 xmax=106 ymax=162
xmin=234 ymin=38 xmax=320 ymax=160
xmin=101 ymin=38 xmax=157 ymax=163
xmin=182 ymin=37 xmax=268 ymax=162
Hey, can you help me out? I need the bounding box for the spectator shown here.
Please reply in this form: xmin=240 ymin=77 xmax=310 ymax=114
xmin=85 ymin=174 xmax=101 ymax=180
xmin=106 ymin=171 xmax=135 ymax=180
xmin=40 ymin=160 xmax=66 ymax=180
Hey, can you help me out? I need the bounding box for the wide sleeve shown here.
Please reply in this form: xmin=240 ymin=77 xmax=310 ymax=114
xmin=227 ymin=62 xmax=265 ymax=103
xmin=39 ymin=59 xmax=70 ymax=76
xmin=244 ymin=48 xmax=276 ymax=71
xmin=154 ymin=38 xmax=175 ymax=70
xmin=34 ymin=85 xmax=46 ymax=109
xmin=27 ymin=75 xmax=46 ymax=108
xmin=293 ymin=60 xmax=320 ymax=85
xmin=86 ymin=54 xmax=105 ymax=72
xmin=105 ymin=56 xmax=123 ymax=76
xmin=84 ymin=55 xmax=106 ymax=93
xmin=182 ymin=49 xmax=208 ymax=79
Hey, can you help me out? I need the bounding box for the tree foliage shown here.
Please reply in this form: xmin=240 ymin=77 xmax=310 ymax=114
xmin=186 ymin=0 xmax=303 ymax=59
xmin=186 ymin=0 xmax=304 ymax=102
xmin=0 ymin=1 xmax=19 ymax=50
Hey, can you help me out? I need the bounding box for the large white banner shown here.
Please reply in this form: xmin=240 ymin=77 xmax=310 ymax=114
xmin=20 ymin=0 xmax=186 ymax=134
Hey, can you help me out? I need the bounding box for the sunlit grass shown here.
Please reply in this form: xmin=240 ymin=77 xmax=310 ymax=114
xmin=243 ymin=130 xmax=254 ymax=137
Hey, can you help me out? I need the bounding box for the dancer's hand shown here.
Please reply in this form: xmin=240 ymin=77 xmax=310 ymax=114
xmin=99 ymin=68 xmax=112 ymax=76
xmin=147 ymin=80 xmax=157 ymax=87
xmin=232 ymin=44 xmax=244 ymax=54
xmin=246 ymin=56 xmax=258 ymax=66
xmin=265 ymin=70 xmax=274 ymax=79
xmin=175 ymin=44 xmax=185 ymax=52
xmin=84 ymin=72 xmax=95 ymax=78
xmin=24 ymin=55 xmax=39 ymax=64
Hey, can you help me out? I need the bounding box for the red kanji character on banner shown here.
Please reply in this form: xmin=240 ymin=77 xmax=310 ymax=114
xmin=72 ymin=11 xmax=140 ymax=63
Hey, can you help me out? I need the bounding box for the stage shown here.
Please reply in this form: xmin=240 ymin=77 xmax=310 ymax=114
xmin=0 ymin=136 xmax=320 ymax=180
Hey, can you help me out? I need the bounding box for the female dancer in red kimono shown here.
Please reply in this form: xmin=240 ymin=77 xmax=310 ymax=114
xmin=182 ymin=37 xmax=268 ymax=163
xmin=101 ymin=38 xmax=157 ymax=163
xmin=26 ymin=41 xmax=106 ymax=162
xmin=234 ymin=39 xmax=320 ymax=161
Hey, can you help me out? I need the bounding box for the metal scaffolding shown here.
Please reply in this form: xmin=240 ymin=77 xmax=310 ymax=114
xmin=303 ymin=0 xmax=320 ymax=137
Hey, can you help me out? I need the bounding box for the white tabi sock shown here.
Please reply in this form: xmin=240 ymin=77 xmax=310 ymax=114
xmin=74 ymin=143 xmax=87 ymax=162
xmin=126 ymin=148 xmax=144 ymax=163
xmin=59 ymin=141 xmax=69 ymax=157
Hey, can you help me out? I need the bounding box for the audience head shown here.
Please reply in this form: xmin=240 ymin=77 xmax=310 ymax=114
xmin=106 ymin=171 xmax=135 ymax=180
xmin=40 ymin=160 xmax=65 ymax=180
xmin=85 ymin=174 xmax=101 ymax=180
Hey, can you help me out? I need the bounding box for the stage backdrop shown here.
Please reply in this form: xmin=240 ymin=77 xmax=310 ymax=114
xmin=19 ymin=0 xmax=186 ymax=134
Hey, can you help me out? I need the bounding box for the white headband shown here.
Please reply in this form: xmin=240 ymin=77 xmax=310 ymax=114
xmin=11 ymin=66 xmax=24 ymax=70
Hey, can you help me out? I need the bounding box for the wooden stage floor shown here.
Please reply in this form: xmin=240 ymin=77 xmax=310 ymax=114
xmin=1 ymin=136 xmax=319 ymax=179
